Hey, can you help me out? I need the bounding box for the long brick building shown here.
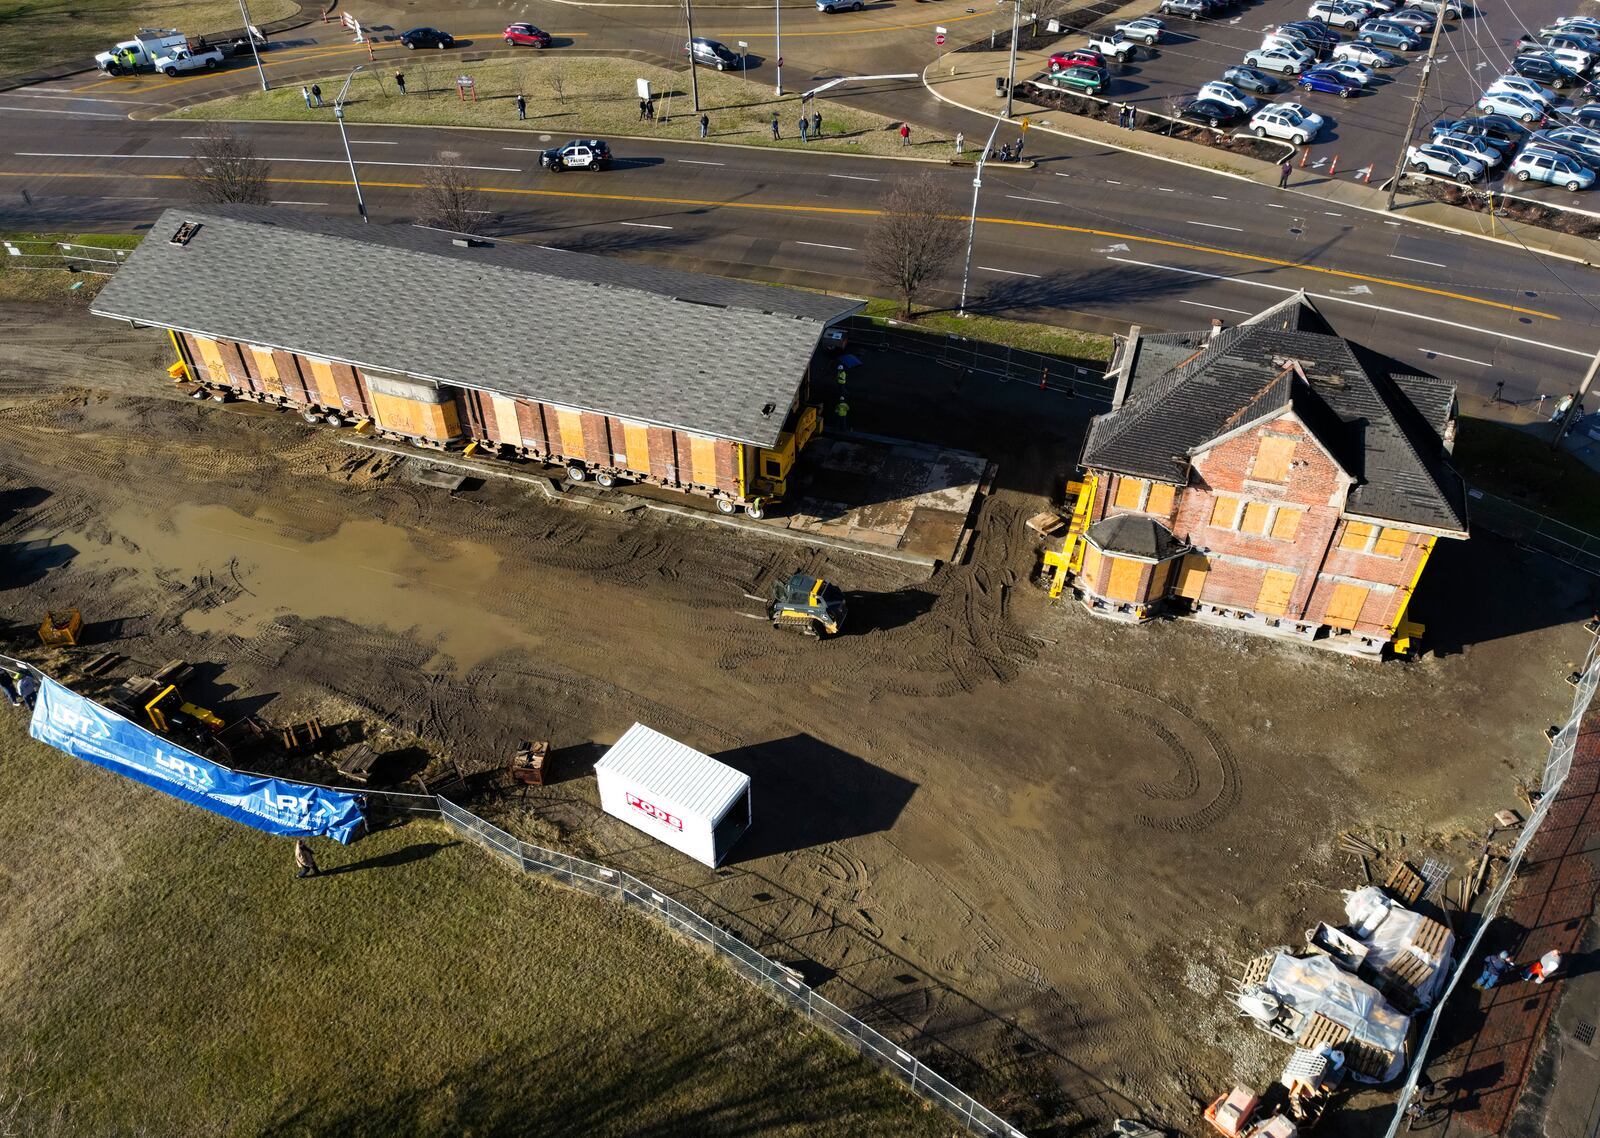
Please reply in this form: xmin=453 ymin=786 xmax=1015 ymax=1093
xmin=1045 ymin=295 xmax=1468 ymax=656
xmin=90 ymin=207 xmax=859 ymax=519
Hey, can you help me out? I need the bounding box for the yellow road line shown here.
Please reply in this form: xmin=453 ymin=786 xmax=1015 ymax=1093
xmin=0 ymin=168 xmax=1556 ymax=319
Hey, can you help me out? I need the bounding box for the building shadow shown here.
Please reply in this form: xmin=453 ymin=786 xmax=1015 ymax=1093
xmin=1408 ymin=530 xmax=1593 ymax=652
xmin=0 ymin=485 xmax=49 ymax=524
xmin=712 ymin=734 xmax=917 ymax=862
xmin=0 ymin=539 xmax=77 ymax=588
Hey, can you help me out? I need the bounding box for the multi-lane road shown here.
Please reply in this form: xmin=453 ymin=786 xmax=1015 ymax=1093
xmin=1 ymin=0 xmax=1598 ymax=406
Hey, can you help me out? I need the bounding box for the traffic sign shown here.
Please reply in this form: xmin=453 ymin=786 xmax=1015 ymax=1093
xmin=935 ymin=25 xmax=947 ymax=44
xmin=1021 ymin=116 xmax=1030 ymax=131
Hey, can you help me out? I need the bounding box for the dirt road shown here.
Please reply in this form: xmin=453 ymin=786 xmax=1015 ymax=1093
xmin=0 ymin=301 xmax=1589 ymax=1134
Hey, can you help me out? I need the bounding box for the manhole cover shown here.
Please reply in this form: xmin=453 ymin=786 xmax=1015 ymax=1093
xmin=1289 ymin=226 xmax=1303 ymax=234
xmin=1576 ymin=1019 xmax=1596 ymax=1047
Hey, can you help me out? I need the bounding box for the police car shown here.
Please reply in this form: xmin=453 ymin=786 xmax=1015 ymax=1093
xmin=539 ymin=139 xmax=614 ymax=172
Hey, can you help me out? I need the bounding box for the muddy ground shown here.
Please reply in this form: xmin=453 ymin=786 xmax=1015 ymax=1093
xmin=0 ymin=301 xmax=1590 ymax=1137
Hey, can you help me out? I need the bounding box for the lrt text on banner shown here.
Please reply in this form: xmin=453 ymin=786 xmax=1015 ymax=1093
xmin=29 ymin=677 xmax=365 ymax=843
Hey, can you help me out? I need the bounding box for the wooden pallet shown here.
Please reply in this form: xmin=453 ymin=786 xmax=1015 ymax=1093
xmin=1410 ymin=916 xmax=1450 ymax=961
xmin=1240 ymin=953 xmax=1275 ymax=987
xmin=1384 ymin=948 xmax=1434 ymax=992
xmin=1386 ymin=861 xmax=1427 ymax=906
xmin=1299 ymin=1013 xmax=1392 ymax=1080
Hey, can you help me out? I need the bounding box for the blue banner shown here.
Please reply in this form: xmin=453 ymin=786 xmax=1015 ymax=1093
xmin=29 ymin=677 xmax=365 ymax=844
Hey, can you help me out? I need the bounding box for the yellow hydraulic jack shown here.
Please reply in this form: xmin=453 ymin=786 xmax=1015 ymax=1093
xmin=1041 ymin=473 xmax=1098 ymax=598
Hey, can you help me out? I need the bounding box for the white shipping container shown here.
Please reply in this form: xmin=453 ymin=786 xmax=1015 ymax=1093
xmin=593 ymin=723 xmax=752 ymax=867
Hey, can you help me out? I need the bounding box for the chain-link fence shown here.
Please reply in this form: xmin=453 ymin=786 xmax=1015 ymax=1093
xmin=1382 ymin=629 xmax=1600 ymax=1137
xmin=435 ymin=797 xmax=1029 ymax=1137
xmin=2 ymin=239 xmax=131 ymax=275
xmin=844 ymin=318 xmax=1115 ymax=406
xmin=1467 ymin=489 xmax=1600 ymax=577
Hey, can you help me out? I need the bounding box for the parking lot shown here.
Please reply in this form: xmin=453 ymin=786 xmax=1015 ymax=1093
xmin=1057 ymin=0 xmax=1600 ymax=203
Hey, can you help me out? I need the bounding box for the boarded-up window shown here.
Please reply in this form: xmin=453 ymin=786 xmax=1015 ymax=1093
xmin=1324 ymin=583 xmax=1370 ymax=629
xmin=1339 ymin=521 xmax=1374 ymax=551
xmin=1210 ymin=496 xmax=1240 ymax=530
xmin=1114 ymin=477 xmax=1145 ymax=510
xmin=1253 ymin=435 xmax=1295 ymax=482
xmin=1079 ymin=543 xmax=1103 ymax=587
xmin=1146 ymin=483 xmax=1176 ymax=516
xmin=1257 ymin=569 xmax=1297 ymax=616
xmin=1240 ymin=502 xmax=1271 ymax=536
xmin=1106 ymin=557 xmax=1143 ymax=601
xmin=1174 ymin=554 xmax=1209 ymax=600
xmin=1270 ymin=508 xmax=1302 ymax=542
xmin=1373 ymin=528 xmax=1408 ymax=558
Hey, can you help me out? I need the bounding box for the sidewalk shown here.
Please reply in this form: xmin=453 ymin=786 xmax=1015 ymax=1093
xmin=923 ymin=44 xmax=1600 ymax=266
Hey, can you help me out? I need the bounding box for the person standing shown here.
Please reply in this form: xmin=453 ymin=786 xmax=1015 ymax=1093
xmin=311 ymin=83 xmax=323 ymax=108
xmin=699 ymin=112 xmax=709 ymax=139
xmin=1473 ymin=950 xmax=1515 ymax=991
xmin=0 ymin=668 xmax=20 ymax=708
xmin=639 ymin=97 xmax=650 ymax=121
xmin=294 ymin=839 xmax=320 ymax=879
xmin=798 ymin=115 xmax=809 ymax=142
xmin=1278 ymin=160 xmax=1292 ymax=189
xmin=394 ymin=70 xmax=406 ymax=95
xmin=834 ymin=396 xmax=850 ymax=429
xmin=811 ymin=110 xmax=821 ymax=137
xmin=1525 ymin=949 xmax=1563 ymax=985
xmin=1493 ymin=380 xmax=1504 ymax=403
xmin=1014 ymin=134 xmax=1025 ymax=160
xmin=1127 ymin=106 xmax=1137 ymax=129
xmin=1552 ymin=393 xmax=1575 ymax=422
xmin=301 ymin=84 xmax=312 ymax=108
xmin=16 ymin=671 xmax=37 ymax=710
xmin=836 ymin=362 xmax=848 ymax=388
xmin=515 ymin=92 xmax=526 ymax=120
xmin=771 ymin=111 xmax=780 ymax=139
xmin=899 ymin=123 xmax=911 ymax=146
xmin=955 ymin=130 xmax=965 ymax=156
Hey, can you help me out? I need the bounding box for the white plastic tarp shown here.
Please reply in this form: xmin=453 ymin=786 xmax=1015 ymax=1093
xmin=1264 ymin=953 xmax=1409 ymax=1084
xmin=1343 ymin=886 xmax=1456 ymax=1008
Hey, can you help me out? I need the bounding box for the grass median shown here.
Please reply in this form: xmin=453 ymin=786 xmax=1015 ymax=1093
xmin=0 ymin=0 xmax=297 ymax=79
xmin=0 ymin=722 xmax=957 ymax=1137
xmin=169 ymin=55 xmax=965 ymax=160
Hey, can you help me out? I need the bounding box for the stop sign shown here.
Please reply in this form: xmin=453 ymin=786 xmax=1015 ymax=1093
xmin=935 ymin=31 xmax=945 ymax=44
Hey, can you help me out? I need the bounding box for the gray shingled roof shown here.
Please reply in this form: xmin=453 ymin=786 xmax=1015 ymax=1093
xmin=1083 ymin=295 xmax=1467 ymax=534
xmin=91 ymin=207 xmax=860 ymax=448
xmin=1085 ymin=514 xmax=1188 ymax=561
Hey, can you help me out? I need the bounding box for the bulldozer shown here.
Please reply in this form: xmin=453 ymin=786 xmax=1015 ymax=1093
xmin=767 ymin=574 xmax=848 ymax=638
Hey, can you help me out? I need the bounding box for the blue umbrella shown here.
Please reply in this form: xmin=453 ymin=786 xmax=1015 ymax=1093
xmin=838 ymin=354 xmax=862 ymax=369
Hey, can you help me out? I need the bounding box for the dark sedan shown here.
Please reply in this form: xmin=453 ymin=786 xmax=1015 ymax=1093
xmin=1178 ymin=97 xmax=1244 ymax=127
xmin=1224 ymin=64 xmax=1281 ymax=93
xmin=1299 ymin=68 xmax=1361 ymax=96
xmin=1433 ymin=113 xmax=1530 ymax=150
xmin=400 ymin=27 xmax=455 ymax=49
xmin=1513 ymin=53 xmax=1580 ymax=88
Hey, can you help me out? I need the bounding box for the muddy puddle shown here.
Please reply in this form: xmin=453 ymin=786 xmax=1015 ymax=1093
xmin=34 ymin=502 xmax=541 ymax=671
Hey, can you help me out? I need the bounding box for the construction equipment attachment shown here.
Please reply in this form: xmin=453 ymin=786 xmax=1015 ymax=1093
xmin=38 ymin=609 xmax=83 ymax=647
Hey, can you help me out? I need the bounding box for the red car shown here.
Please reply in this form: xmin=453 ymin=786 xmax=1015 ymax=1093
xmin=1049 ymin=49 xmax=1107 ymax=72
xmin=504 ymin=22 xmax=553 ymax=47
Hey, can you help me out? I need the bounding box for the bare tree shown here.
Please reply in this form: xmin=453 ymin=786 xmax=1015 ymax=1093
xmin=548 ymin=61 xmax=567 ymax=105
xmin=863 ymin=171 xmax=960 ymax=319
xmin=417 ymin=152 xmax=487 ymax=234
xmin=186 ymin=126 xmax=270 ymax=204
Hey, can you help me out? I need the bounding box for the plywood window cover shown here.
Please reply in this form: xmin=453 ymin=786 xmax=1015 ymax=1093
xmin=1252 ymin=435 xmax=1296 ymax=483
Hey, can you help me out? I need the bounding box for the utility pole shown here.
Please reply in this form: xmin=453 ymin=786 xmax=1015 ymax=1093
xmin=775 ymin=0 xmax=783 ymax=95
xmin=1552 ymin=347 xmax=1600 ymax=448
xmin=237 ymin=0 xmax=268 ymax=91
xmin=685 ymin=0 xmax=702 ymax=112
xmin=958 ymin=118 xmax=1004 ymax=315
xmin=1385 ymin=11 xmax=1446 ymax=210
xmin=1004 ymin=0 xmax=1022 ymax=119
xmin=334 ymin=66 xmax=368 ymax=222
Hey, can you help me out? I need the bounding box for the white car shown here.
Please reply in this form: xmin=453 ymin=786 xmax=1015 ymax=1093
xmin=1553 ymin=15 xmax=1600 ymax=37
xmin=1308 ymin=0 xmax=1368 ymax=25
xmin=1509 ymin=146 xmax=1595 ymax=189
xmin=1313 ymin=58 xmax=1377 ymax=84
xmin=1486 ymin=75 xmax=1556 ymax=106
xmin=1245 ymin=44 xmax=1315 ymax=73
xmin=1250 ymin=103 xmax=1325 ymax=142
xmin=1545 ymin=45 xmax=1596 ymax=74
xmin=1115 ymin=16 xmax=1167 ymax=43
xmin=1332 ymin=40 xmax=1401 ymax=65
xmin=1477 ymin=91 xmax=1548 ymax=121
xmin=1086 ymin=30 xmax=1140 ymax=60
xmin=1428 ymin=129 xmax=1504 ymax=164
xmin=1406 ymin=143 xmax=1486 ymax=181
xmin=1197 ymin=80 xmax=1260 ymax=112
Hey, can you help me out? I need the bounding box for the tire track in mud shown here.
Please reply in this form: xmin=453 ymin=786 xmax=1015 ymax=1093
xmin=1096 ymin=679 xmax=1243 ymax=833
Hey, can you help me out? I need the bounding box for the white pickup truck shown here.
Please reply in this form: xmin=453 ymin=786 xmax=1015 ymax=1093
xmin=1085 ymin=30 xmax=1140 ymax=61
xmin=95 ymin=28 xmax=187 ymax=74
xmin=150 ymin=43 xmax=224 ymax=75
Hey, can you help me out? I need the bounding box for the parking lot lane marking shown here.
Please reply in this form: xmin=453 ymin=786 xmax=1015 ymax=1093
xmin=1324 ymin=211 xmax=1343 ymax=216
xmin=0 ymin=106 xmax=126 ymax=118
xmin=1006 ymin=194 xmax=1060 ymax=204
xmin=271 ymin=200 xmax=329 ymax=205
xmin=620 ymin=221 xmax=673 ymax=229
xmin=1105 ymin=179 xmax=1123 ymax=184
xmin=978 ymin=266 xmax=1042 ymax=277
xmin=1266 ymin=202 xmax=1284 ymax=208
xmin=1419 ymin=348 xmax=1491 ymax=365
xmin=828 ymin=173 xmax=880 ymax=181
xmin=1158 ymin=186 xmax=1175 ymax=191
xmin=1180 ymin=299 xmax=1253 ymax=315
xmin=796 ymin=241 xmax=855 ymax=250
xmin=678 ymin=159 xmax=726 ymax=165
xmin=1212 ymin=194 xmax=1229 ymax=199
xmin=1384 ymin=220 xmax=1401 ymax=225
xmin=1189 ymin=221 xmax=1244 ymax=231
xmin=1054 ymin=171 xmax=1071 ymax=177
xmin=1390 ymin=253 xmax=1447 ymax=267
xmin=350 ymin=141 xmax=399 ymax=145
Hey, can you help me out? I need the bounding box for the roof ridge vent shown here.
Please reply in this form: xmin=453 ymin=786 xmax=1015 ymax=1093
xmin=169 ymin=220 xmax=201 ymax=246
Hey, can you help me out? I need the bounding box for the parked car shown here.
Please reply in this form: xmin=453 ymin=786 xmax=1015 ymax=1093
xmin=1197 ymin=80 xmax=1260 ymax=112
xmin=685 ymin=37 xmax=740 ymax=69
xmin=1250 ymin=102 xmax=1325 ymax=141
xmin=817 ymin=0 xmax=866 ymax=13
xmin=503 ymin=22 xmax=553 ymax=47
xmin=1333 ymin=39 xmax=1401 ymax=65
xmin=1357 ymin=20 xmax=1422 ymax=48
xmin=1513 ymin=53 xmax=1579 ymax=87
xmin=1384 ymin=8 xmax=1436 ymax=30
xmin=1528 ymin=130 xmax=1600 ymax=169
xmin=1280 ymin=18 xmax=1342 ymax=43
xmin=1050 ymin=48 xmax=1108 ymax=71
xmin=1178 ymin=97 xmax=1245 ymax=127
xmin=1224 ymin=64 xmax=1282 ymax=92
xmin=1309 ymin=0 xmax=1368 ymax=26
xmin=540 ymin=139 xmax=613 ymax=171
xmin=1299 ymin=68 xmax=1361 ymax=95
xmin=1428 ymin=128 xmax=1505 ymax=164
xmin=1407 ymin=0 xmax=1463 ymax=17
xmin=1086 ymin=30 xmax=1140 ymax=61
xmin=1476 ymin=91 xmax=1548 ymax=121
xmin=1046 ymin=64 xmax=1108 ymax=92
xmin=1563 ymin=103 xmax=1600 ymax=129
xmin=1159 ymin=0 xmax=1208 ymax=18
xmin=1406 ymin=143 xmax=1485 ymax=180
xmin=1312 ymin=58 xmax=1377 ymax=84
xmin=1552 ymin=16 xmax=1600 ymax=38
xmin=1115 ymin=16 xmax=1164 ymax=42
xmin=399 ymin=27 xmax=454 ymax=49
xmin=151 ymin=44 xmax=224 ymax=75
xmin=1544 ymin=30 xmax=1600 ymax=56
xmin=1537 ymin=45 xmax=1598 ymax=74
xmin=1434 ymin=113 xmax=1530 ymax=148
xmin=1245 ymin=44 xmax=1315 ymax=72
xmin=1486 ymin=75 xmax=1556 ymax=107
xmin=1509 ymin=146 xmax=1595 ymax=189
xmin=1543 ymin=124 xmax=1600 ymax=159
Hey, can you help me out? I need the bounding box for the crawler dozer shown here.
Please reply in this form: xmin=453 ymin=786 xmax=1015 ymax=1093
xmin=768 ymin=574 xmax=848 ymax=637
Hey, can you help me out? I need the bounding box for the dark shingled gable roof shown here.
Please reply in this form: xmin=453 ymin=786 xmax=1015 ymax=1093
xmin=91 ymin=206 xmax=861 ymax=448
xmin=1083 ymin=295 xmax=1467 ymax=534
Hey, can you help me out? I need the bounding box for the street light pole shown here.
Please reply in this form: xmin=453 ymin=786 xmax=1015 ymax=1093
xmin=684 ymin=0 xmax=702 ymax=111
xmin=1004 ymin=0 xmax=1022 ymax=118
xmin=775 ymin=0 xmax=783 ymax=95
xmin=958 ymin=119 xmax=1003 ymax=316
xmin=334 ymin=66 xmax=368 ymax=223
xmin=237 ymin=0 xmax=268 ymax=91
xmin=1385 ymin=10 xmax=1446 ymax=210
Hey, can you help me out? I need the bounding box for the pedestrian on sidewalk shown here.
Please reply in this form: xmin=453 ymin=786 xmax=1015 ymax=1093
xmin=798 ymin=115 xmax=809 ymax=142
xmin=294 ymin=838 xmax=320 ymax=879
xmin=1473 ymin=950 xmax=1515 ymax=991
xmin=394 ymin=70 xmax=406 ymax=95
xmin=771 ymin=111 xmax=780 ymax=139
xmin=899 ymin=123 xmax=911 ymax=146
xmin=516 ymin=93 xmax=526 ymax=120
xmin=1014 ymin=134 xmax=1025 ymax=160
xmin=1493 ymin=380 xmax=1504 ymax=403
xmin=812 ymin=110 xmax=822 ymax=137
xmin=301 ymin=85 xmax=312 ymax=108
xmin=955 ymin=130 xmax=965 ymax=156
xmin=1278 ymin=160 xmax=1292 ymax=188
xmin=699 ymin=112 xmax=709 ymax=138
xmin=1524 ymin=949 xmax=1563 ymax=985
xmin=1552 ymin=393 xmax=1574 ymax=422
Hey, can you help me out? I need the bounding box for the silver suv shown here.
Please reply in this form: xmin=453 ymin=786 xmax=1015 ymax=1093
xmin=1509 ymin=147 xmax=1595 ymax=190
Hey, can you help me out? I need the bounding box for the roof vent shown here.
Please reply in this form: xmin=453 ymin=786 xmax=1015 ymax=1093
xmin=450 ymin=237 xmax=490 ymax=248
xmin=761 ymin=402 xmax=776 ymax=417
xmin=169 ymin=221 xmax=201 ymax=246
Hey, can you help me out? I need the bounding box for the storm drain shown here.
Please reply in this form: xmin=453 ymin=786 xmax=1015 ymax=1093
xmin=1575 ymin=1019 xmax=1595 ymax=1048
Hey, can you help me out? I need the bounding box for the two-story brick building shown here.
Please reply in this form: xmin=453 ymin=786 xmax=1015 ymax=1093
xmin=1045 ymin=294 xmax=1468 ymax=656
